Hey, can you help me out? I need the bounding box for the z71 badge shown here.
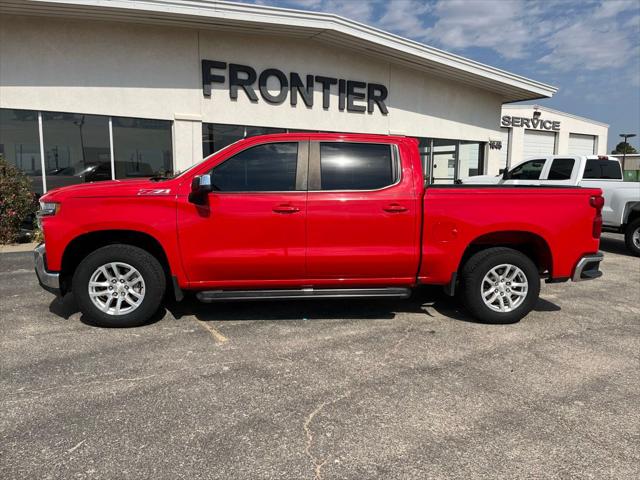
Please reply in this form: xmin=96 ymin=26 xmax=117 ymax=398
xmin=137 ymin=188 xmax=172 ymax=196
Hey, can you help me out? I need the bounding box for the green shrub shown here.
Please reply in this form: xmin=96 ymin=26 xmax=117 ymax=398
xmin=0 ymin=155 xmax=37 ymax=244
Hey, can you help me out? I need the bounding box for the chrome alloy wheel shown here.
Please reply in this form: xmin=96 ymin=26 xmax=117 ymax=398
xmin=481 ymin=263 xmax=528 ymax=313
xmin=88 ymin=262 xmax=145 ymax=316
xmin=633 ymin=226 xmax=640 ymax=250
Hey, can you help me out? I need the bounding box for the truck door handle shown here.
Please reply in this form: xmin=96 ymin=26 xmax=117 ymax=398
xmin=383 ymin=204 xmax=408 ymax=213
xmin=273 ymin=204 xmax=300 ymax=214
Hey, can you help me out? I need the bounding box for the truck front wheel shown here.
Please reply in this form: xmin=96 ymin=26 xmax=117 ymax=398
xmin=459 ymin=247 xmax=540 ymax=324
xmin=72 ymin=245 xmax=166 ymax=327
xmin=624 ymin=218 xmax=640 ymax=257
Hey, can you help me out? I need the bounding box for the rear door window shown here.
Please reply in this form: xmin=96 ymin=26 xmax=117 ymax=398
xmin=583 ymin=159 xmax=622 ymax=179
xmin=508 ymin=159 xmax=545 ymax=180
xmin=547 ymin=158 xmax=575 ymax=180
xmin=319 ymin=142 xmax=398 ymax=190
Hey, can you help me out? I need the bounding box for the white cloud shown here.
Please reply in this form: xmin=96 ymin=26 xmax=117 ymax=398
xmin=420 ymin=0 xmax=544 ymax=59
xmin=377 ymin=0 xmax=432 ymax=40
xmin=322 ymin=0 xmax=378 ymax=23
xmin=262 ymin=0 xmax=379 ymax=23
xmin=592 ymin=0 xmax=638 ymax=19
xmin=539 ymin=3 xmax=640 ymax=72
xmin=274 ymin=0 xmax=324 ymax=8
xmin=253 ymin=0 xmax=640 ymax=84
xmin=400 ymin=0 xmax=639 ymax=81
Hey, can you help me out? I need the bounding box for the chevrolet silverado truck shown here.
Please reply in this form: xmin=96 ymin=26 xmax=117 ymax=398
xmin=459 ymin=155 xmax=640 ymax=255
xmin=35 ymin=133 xmax=604 ymax=327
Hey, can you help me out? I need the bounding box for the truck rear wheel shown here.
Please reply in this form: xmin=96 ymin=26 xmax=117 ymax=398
xmin=459 ymin=247 xmax=540 ymax=324
xmin=72 ymin=245 xmax=166 ymax=327
xmin=624 ymin=218 xmax=640 ymax=257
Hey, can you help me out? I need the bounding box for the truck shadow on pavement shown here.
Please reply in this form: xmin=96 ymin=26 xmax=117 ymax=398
xmin=48 ymin=293 xmax=169 ymax=327
xmin=164 ymin=285 xmax=561 ymax=325
xmin=49 ymin=286 xmax=561 ymax=327
xmin=599 ymin=234 xmax=633 ymax=257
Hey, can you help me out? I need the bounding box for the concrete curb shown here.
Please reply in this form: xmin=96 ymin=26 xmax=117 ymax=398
xmin=0 ymin=242 xmax=38 ymax=253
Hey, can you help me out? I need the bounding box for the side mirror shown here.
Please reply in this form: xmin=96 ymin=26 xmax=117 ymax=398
xmin=191 ymin=174 xmax=213 ymax=194
xmin=189 ymin=174 xmax=213 ymax=204
xmin=500 ymin=168 xmax=510 ymax=180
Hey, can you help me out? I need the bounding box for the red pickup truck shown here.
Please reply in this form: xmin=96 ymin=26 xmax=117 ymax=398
xmin=35 ymin=133 xmax=604 ymax=327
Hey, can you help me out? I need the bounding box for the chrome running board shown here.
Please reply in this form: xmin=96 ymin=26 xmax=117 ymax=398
xmin=196 ymin=287 xmax=411 ymax=302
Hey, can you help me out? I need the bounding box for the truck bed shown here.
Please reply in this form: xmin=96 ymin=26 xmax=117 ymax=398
xmin=419 ymin=185 xmax=602 ymax=285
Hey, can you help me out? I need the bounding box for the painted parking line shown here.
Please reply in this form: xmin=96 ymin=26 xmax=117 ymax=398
xmin=193 ymin=318 xmax=228 ymax=344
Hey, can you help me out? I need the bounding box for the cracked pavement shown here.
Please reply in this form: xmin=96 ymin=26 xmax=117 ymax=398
xmin=1 ymin=233 xmax=639 ymax=479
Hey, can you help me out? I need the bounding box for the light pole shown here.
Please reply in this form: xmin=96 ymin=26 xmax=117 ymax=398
xmin=619 ymin=133 xmax=636 ymax=171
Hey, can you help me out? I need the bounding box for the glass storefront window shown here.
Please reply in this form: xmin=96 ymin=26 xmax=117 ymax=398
xmin=414 ymin=137 xmax=485 ymax=184
xmin=203 ymin=123 xmax=245 ymax=157
xmin=202 ymin=123 xmax=287 ymax=157
xmin=42 ymin=112 xmax=111 ymax=191
xmin=245 ymin=125 xmax=286 ymax=138
xmin=1 ymin=109 xmax=174 ymax=191
xmin=432 ymin=139 xmax=457 ymax=183
xmin=3 ymin=110 xmax=490 ymax=192
xmin=112 ymin=117 xmax=173 ymax=179
xmin=458 ymin=141 xmax=483 ymax=177
xmin=0 ymin=109 xmax=43 ymax=194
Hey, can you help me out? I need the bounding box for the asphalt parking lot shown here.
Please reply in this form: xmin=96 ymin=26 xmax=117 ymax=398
xmin=1 ymin=233 xmax=639 ymax=480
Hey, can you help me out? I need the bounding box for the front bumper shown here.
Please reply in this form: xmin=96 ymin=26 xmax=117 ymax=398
xmin=572 ymin=251 xmax=604 ymax=282
xmin=34 ymin=243 xmax=61 ymax=295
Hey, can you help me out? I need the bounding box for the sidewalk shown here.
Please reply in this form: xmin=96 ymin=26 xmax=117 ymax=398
xmin=0 ymin=242 xmax=38 ymax=254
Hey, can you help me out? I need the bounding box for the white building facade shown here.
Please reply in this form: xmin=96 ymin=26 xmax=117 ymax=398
xmin=497 ymin=105 xmax=609 ymax=169
xmin=0 ymin=0 xmax=558 ymax=194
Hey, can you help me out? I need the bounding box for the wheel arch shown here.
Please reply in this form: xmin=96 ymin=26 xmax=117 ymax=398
xmin=60 ymin=229 xmax=172 ymax=295
xmin=624 ymin=202 xmax=640 ymax=225
xmin=458 ymin=230 xmax=553 ymax=277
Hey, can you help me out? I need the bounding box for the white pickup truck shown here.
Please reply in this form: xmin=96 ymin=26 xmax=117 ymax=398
xmin=460 ymin=155 xmax=640 ymax=255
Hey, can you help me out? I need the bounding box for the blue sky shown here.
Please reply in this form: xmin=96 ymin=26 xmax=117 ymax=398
xmin=250 ymin=0 xmax=640 ymax=152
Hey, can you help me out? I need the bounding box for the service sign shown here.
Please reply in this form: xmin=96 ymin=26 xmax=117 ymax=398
xmin=501 ymin=115 xmax=560 ymax=131
xmin=201 ymin=60 xmax=389 ymax=115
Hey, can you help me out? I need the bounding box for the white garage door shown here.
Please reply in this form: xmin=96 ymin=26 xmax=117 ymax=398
xmin=498 ymin=127 xmax=510 ymax=169
xmin=523 ymin=130 xmax=556 ymax=157
xmin=569 ymin=134 xmax=595 ymax=156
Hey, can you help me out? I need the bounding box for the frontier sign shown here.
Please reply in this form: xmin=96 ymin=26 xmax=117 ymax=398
xmin=201 ymin=60 xmax=389 ymax=115
xmin=501 ymin=115 xmax=560 ymax=131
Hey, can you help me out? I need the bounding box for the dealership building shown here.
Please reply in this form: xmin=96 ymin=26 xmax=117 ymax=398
xmin=1 ymin=0 xmax=600 ymax=194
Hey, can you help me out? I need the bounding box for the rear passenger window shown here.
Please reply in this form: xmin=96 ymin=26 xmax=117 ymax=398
xmin=584 ymin=159 xmax=622 ymax=179
xmin=319 ymin=142 xmax=398 ymax=190
xmin=210 ymin=142 xmax=298 ymax=191
xmin=547 ymin=158 xmax=575 ymax=180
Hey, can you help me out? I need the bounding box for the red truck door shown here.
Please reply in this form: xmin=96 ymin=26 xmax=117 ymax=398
xmin=306 ymin=141 xmax=419 ymax=283
xmin=177 ymin=141 xmax=308 ymax=286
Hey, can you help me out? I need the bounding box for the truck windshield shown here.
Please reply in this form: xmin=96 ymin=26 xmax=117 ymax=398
xmin=583 ymin=159 xmax=622 ymax=179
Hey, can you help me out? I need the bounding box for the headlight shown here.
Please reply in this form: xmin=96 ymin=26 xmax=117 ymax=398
xmin=38 ymin=201 xmax=60 ymax=217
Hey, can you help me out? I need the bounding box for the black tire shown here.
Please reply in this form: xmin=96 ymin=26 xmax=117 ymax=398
xmin=624 ymin=218 xmax=640 ymax=257
xmin=72 ymin=244 xmax=166 ymax=327
xmin=459 ymin=247 xmax=540 ymax=324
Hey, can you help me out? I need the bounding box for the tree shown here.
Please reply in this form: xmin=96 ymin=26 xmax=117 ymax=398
xmin=611 ymin=142 xmax=638 ymax=154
